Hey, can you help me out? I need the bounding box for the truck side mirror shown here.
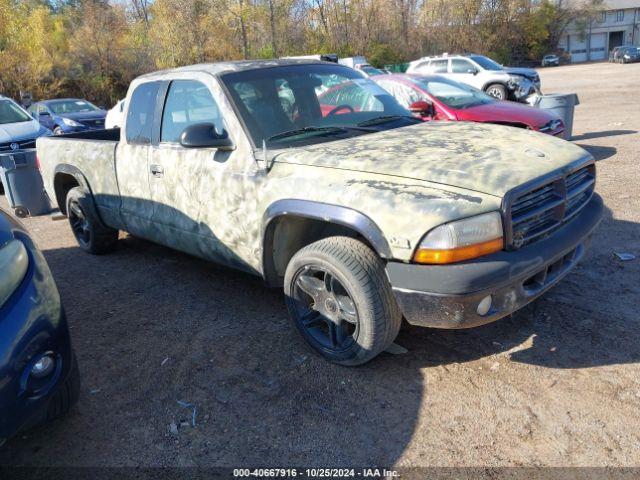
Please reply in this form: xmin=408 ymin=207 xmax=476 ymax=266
xmin=179 ymin=123 xmax=235 ymax=150
xmin=409 ymin=101 xmax=434 ymax=118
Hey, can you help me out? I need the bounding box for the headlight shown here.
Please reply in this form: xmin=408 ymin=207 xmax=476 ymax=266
xmin=413 ymin=212 xmax=503 ymax=264
xmin=61 ymin=117 xmax=82 ymax=127
xmin=508 ymin=75 xmax=524 ymax=85
xmin=0 ymin=240 xmax=29 ymax=307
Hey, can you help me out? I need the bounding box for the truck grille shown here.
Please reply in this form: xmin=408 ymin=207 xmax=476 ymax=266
xmin=506 ymin=164 xmax=595 ymax=248
xmin=0 ymin=138 xmax=36 ymax=152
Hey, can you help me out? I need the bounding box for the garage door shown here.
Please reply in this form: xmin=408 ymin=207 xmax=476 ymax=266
xmin=569 ymin=35 xmax=588 ymax=62
xmin=590 ymin=33 xmax=607 ymax=60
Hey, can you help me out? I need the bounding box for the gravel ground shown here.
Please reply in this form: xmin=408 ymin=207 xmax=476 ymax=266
xmin=0 ymin=61 xmax=639 ymax=469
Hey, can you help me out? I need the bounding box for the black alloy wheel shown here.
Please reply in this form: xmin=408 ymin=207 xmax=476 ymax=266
xmin=291 ymin=265 xmax=359 ymax=353
xmin=68 ymin=198 xmax=91 ymax=248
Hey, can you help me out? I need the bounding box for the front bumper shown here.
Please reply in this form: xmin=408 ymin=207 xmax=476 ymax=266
xmin=0 ymin=233 xmax=75 ymax=442
xmin=387 ymin=194 xmax=603 ymax=329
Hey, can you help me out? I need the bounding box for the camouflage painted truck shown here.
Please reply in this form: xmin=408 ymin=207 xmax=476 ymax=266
xmin=37 ymin=60 xmax=604 ymax=365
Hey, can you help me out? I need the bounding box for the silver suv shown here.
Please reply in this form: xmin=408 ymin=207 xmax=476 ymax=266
xmin=406 ymin=54 xmax=540 ymax=101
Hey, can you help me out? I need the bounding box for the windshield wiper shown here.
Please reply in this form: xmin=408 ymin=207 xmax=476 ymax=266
xmin=357 ymin=115 xmax=419 ymax=127
xmin=267 ymin=126 xmax=347 ymax=142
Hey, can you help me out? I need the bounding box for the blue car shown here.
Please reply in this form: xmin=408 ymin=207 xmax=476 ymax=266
xmin=28 ymin=98 xmax=106 ymax=136
xmin=0 ymin=207 xmax=79 ymax=445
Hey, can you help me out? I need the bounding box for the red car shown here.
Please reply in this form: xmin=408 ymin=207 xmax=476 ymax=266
xmin=372 ymin=73 xmax=565 ymax=137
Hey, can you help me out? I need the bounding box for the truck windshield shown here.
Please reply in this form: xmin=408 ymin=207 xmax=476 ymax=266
xmin=221 ymin=64 xmax=419 ymax=147
xmin=0 ymin=99 xmax=32 ymax=124
xmin=47 ymin=99 xmax=99 ymax=114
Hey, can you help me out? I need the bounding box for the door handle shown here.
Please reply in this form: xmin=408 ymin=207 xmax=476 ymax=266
xmin=150 ymin=164 xmax=164 ymax=178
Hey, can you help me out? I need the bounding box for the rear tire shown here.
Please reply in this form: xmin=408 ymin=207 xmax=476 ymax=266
xmin=485 ymin=83 xmax=507 ymax=100
xmin=66 ymin=187 xmax=118 ymax=254
xmin=284 ymin=236 xmax=402 ymax=366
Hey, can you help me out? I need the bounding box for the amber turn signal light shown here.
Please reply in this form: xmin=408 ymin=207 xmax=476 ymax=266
xmin=413 ymin=237 xmax=504 ymax=264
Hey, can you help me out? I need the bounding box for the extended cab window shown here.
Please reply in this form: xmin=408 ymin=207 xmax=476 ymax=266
xmin=161 ymin=80 xmax=224 ymax=143
xmin=126 ymin=81 xmax=161 ymax=145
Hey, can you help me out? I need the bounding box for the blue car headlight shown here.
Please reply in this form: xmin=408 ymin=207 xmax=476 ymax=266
xmin=61 ymin=117 xmax=82 ymax=127
xmin=0 ymin=239 xmax=29 ymax=307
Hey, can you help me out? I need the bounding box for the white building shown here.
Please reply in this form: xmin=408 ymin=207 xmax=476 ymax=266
xmin=559 ymin=0 xmax=640 ymax=62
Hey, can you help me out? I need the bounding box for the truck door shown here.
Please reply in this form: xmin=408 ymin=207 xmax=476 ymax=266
xmin=115 ymin=80 xmax=162 ymax=238
xmin=147 ymin=77 xmax=243 ymax=266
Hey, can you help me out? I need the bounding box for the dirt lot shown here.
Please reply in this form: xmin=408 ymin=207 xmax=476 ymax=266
xmin=1 ymin=62 xmax=639 ymax=469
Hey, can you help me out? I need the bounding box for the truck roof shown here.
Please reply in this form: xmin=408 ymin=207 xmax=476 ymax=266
xmin=137 ymin=58 xmax=329 ymax=80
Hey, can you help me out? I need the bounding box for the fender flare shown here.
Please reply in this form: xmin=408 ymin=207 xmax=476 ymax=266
xmin=261 ymin=199 xmax=392 ymax=284
xmin=52 ymin=164 xmax=105 ymax=226
xmin=54 ymin=164 xmax=91 ymax=190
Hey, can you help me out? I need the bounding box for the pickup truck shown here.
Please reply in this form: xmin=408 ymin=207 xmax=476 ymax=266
xmin=37 ymin=59 xmax=603 ymax=365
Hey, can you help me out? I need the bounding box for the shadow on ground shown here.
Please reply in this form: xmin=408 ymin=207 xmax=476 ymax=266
xmin=0 ymin=203 xmax=638 ymax=467
xmin=579 ymin=144 xmax=617 ymax=161
xmin=572 ymin=130 xmax=637 ymax=141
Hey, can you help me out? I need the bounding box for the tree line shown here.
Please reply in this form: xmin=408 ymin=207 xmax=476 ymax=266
xmin=0 ymin=0 xmax=601 ymax=106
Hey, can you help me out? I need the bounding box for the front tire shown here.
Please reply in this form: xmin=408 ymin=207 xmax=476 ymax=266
xmin=53 ymin=127 xmax=64 ymax=136
xmin=284 ymin=236 xmax=402 ymax=366
xmin=485 ymin=83 xmax=507 ymax=100
xmin=46 ymin=353 xmax=80 ymax=421
xmin=66 ymin=187 xmax=118 ymax=254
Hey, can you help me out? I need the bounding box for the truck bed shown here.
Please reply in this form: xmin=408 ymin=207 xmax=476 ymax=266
xmin=37 ymin=129 xmax=122 ymax=224
xmin=51 ymin=128 xmax=121 ymax=142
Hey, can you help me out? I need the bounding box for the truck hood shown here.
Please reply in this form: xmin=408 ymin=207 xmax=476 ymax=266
xmin=273 ymin=121 xmax=591 ymax=197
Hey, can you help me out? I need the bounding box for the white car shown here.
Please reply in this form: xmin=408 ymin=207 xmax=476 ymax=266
xmin=541 ymin=54 xmax=560 ymax=67
xmin=338 ymin=56 xmax=386 ymax=77
xmin=406 ymin=54 xmax=540 ymax=101
xmin=105 ymin=99 xmax=125 ymax=129
xmin=0 ymin=95 xmax=51 ymax=153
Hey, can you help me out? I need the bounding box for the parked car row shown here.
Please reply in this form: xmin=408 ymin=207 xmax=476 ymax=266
xmin=608 ymin=46 xmax=639 ymax=64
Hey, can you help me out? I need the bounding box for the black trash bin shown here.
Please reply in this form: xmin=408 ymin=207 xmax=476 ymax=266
xmin=0 ymin=149 xmax=51 ymax=218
